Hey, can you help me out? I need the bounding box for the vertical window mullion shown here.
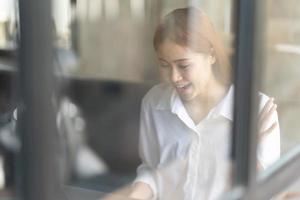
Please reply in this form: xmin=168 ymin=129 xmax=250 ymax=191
xmin=18 ymin=0 xmax=62 ymax=200
xmin=231 ymin=0 xmax=258 ymax=190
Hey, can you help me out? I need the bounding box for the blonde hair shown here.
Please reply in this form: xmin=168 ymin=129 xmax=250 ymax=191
xmin=153 ymin=7 xmax=232 ymax=85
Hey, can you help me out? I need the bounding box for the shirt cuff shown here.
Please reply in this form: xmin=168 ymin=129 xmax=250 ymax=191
xmin=133 ymin=170 xmax=157 ymax=199
xmin=258 ymin=131 xmax=280 ymax=169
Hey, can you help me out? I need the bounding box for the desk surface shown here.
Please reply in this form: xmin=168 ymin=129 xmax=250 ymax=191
xmin=64 ymin=186 xmax=135 ymax=200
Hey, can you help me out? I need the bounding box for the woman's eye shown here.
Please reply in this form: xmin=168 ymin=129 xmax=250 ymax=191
xmin=160 ymin=63 xmax=170 ymax=68
xmin=179 ymin=64 xmax=190 ymax=69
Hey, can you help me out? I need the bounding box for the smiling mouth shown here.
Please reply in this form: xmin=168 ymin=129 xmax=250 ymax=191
xmin=174 ymin=83 xmax=191 ymax=92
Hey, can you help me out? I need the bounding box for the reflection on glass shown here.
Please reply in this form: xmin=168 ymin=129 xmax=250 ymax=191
xmin=88 ymin=0 xmax=103 ymax=21
xmin=130 ymin=0 xmax=145 ymax=20
xmin=104 ymin=0 xmax=120 ymax=20
xmin=0 ymin=72 xmax=17 ymax=198
xmin=0 ymin=0 xmax=290 ymax=199
xmin=67 ymin=1 xmax=280 ymax=199
xmin=273 ymin=177 xmax=300 ymax=199
xmin=56 ymin=96 xmax=109 ymax=182
xmin=0 ymin=0 xmax=17 ymax=50
xmin=257 ymin=0 xmax=300 ymax=171
xmin=52 ymin=0 xmax=72 ymax=49
xmin=0 ymin=2 xmax=18 ymax=196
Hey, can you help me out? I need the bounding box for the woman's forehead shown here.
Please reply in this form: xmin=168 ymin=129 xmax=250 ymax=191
xmin=157 ymin=40 xmax=190 ymax=55
xmin=156 ymin=40 xmax=206 ymax=62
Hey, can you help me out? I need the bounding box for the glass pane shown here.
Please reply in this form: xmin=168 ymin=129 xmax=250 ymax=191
xmin=2 ymin=0 xmax=236 ymax=199
xmin=0 ymin=0 xmax=17 ymax=50
xmin=61 ymin=0 xmax=236 ymax=200
xmin=74 ymin=0 xmax=157 ymax=82
xmin=0 ymin=72 xmax=17 ymax=199
xmin=256 ymin=0 xmax=300 ymax=173
xmin=0 ymin=0 xmax=17 ymax=199
xmin=0 ymin=0 xmax=75 ymax=199
xmin=272 ymin=178 xmax=300 ymax=199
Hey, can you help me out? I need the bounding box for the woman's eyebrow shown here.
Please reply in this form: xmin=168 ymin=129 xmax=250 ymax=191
xmin=174 ymin=58 xmax=190 ymax=63
xmin=158 ymin=58 xmax=190 ymax=63
xmin=158 ymin=58 xmax=167 ymax=62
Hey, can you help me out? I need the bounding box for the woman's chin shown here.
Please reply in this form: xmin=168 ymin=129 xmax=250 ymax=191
xmin=178 ymin=92 xmax=195 ymax=103
xmin=176 ymin=86 xmax=194 ymax=102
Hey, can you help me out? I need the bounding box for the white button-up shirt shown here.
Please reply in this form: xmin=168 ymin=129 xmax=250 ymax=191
xmin=134 ymin=83 xmax=280 ymax=200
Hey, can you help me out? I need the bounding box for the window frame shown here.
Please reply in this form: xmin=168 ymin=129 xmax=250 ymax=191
xmin=229 ymin=0 xmax=300 ymax=199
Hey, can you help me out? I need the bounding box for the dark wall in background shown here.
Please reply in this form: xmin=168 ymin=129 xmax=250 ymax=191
xmin=67 ymin=79 xmax=153 ymax=173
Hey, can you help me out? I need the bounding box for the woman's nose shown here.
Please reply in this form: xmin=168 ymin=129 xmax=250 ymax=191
xmin=170 ymin=68 xmax=182 ymax=83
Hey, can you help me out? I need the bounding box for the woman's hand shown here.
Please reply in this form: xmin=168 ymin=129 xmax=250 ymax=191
xmin=258 ymin=98 xmax=278 ymax=139
xmin=99 ymin=182 xmax=152 ymax=200
xmin=129 ymin=182 xmax=154 ymax=200
xmin=257 ymin=97 xmax=278 ymax=170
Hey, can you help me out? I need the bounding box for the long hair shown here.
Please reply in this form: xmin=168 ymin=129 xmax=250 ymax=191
xmin=153 ymin=7 xmax=232 ymax=85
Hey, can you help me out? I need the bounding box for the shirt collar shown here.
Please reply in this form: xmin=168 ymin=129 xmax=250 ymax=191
xmin=154 ymin=84 xmax=234 ymax=121
xmin=208 ymin=85 xmax=234 ymax=121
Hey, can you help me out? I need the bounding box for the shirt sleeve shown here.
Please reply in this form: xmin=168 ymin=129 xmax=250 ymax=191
xmin=257 ymin=95 xmax=281 ymax=169
xmin=133 ymin=98 xmax=159 ymax=198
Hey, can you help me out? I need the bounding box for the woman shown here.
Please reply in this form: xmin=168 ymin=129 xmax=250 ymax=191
xmin=130 ymin=7 xmax=280 ymax=200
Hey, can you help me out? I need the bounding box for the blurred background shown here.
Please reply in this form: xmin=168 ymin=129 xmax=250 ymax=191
xmin=0 ymin=0 xmax=299 ymax=199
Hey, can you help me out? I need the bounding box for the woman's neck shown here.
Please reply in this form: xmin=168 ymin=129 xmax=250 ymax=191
xmin=183 ymin=79 xmax=229 ymax=124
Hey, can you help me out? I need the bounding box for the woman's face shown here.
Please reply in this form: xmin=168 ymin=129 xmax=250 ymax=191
xmin=156 ymin=39 xmax=216 ymax=102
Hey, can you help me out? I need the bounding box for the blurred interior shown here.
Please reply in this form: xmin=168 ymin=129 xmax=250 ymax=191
xmin=0 ymin=0 xmax=299 ymax=199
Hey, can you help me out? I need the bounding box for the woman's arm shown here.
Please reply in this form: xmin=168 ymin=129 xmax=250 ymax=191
xmin=129 ymin=182 xmax=154 ymax=200
xmin=130 ymin=98 xmax=158 ymax=199
xmin=258 ymin=98 xmax=278 ymax=139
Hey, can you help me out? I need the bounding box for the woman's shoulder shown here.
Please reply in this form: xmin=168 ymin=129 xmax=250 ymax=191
xmin=142 ymin=83 xmax=173 ymax=108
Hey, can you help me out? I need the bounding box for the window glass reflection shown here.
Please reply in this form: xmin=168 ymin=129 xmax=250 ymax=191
xmin=63 ymin=1 xmax=238 ymax=200
xmin=257 ymin=0 xmax=300 ymax=170
xmin=4 ymin=0 xmax=287 ymax=199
